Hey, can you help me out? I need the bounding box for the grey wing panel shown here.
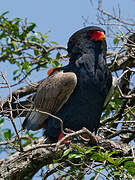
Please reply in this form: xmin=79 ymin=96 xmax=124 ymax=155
xmin=23 ymin=71 xmax=77 ymax=130
xmin=104 ymin=77 xmax=118 ymax=108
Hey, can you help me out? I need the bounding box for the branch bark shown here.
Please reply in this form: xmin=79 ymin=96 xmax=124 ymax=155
xmin=0 ymin=132 xmax=133 ymax=180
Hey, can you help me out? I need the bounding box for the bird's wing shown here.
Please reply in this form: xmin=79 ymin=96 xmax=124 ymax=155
xmin=104 ymin=76 xmax=118 ymax=108
xmin=22 ymin=70 xmax=77 ymax=131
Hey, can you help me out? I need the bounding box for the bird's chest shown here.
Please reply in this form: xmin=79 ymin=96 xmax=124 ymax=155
xmin=54 ymin=66 xmax=105 ymax=131
xmin=76 ymin=67 xmax=100 ymax=96
xmin=67 ymin=70 xmax=101 ymax=109
xmin=59 ymin=64 xmax=105 ymax=116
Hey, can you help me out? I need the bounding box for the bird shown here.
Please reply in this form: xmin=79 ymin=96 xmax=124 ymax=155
xmin=22 ymin=26 xmax=112 ymax=143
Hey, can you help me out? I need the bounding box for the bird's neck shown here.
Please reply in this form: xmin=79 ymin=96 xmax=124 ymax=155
xmin=69 ymin=42 xmax=106 ymax=65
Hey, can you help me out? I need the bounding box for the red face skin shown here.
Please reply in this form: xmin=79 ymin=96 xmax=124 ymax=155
xmin=89 ymin=31 xmax=105 ymax=41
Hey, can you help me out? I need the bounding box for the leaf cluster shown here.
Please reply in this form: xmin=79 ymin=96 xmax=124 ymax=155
xmin=0 ymin=12 xmax=63 ymax=81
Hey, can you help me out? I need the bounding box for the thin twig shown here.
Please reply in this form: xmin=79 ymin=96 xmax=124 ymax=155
xmin=37 ymin=109 xmax=64 ymax=134
xmin=98 ymin=7 xmax=135 ymax=26
xmin=1 ymin=72 xmax=23 ymax=152
xmin=55 ymin=127 xmax=97 ymax=151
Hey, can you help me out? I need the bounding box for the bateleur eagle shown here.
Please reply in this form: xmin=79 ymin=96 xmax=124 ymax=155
xmin=23 ymin=26 xmax=112 ymax=142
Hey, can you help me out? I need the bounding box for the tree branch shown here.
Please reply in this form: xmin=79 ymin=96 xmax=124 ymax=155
xmin=0 ymin=129 xmax=133 ymax=179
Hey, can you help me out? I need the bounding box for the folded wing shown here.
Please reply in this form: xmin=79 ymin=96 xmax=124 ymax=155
xmin=22 ymin=70 xmax=77 ymax=130
xmin=104 ymin=76 xmax=118 ymax=108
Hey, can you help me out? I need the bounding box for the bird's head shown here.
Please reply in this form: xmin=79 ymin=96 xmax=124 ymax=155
xmin=67 ymin=26 xmax=107 ymax=62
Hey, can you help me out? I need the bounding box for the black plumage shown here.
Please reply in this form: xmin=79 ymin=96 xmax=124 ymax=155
xmin=23 ymin=26 xmax=112 ymax=142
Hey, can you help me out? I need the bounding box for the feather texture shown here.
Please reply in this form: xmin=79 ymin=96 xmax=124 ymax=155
xmin=23 ymin=71 xmax=77 ymax=130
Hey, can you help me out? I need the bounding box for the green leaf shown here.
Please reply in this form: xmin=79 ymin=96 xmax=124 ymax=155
xmin=49 ymin=40 xmax=58 ymax=45
xmin=23 ymin=139 xmax=32 ymax=147
xmin=0 ymin=118 xmax=4 ymax=127
xmin=132 ymin=107 xmax=135 ymax=113
xmin=44 ymin=34 xmax=47 ymax=38
xmin=25 ymin=130 xmax=38 ymax=138
xmin=34 ymin=49 xmax=39 ymax=56
xmin=73 ymin=144 xmax=86 ymax=153
xmin=113 ymin=37 xmax=120 ymax=44
xmin=56 ymin=52 xmax=61 ymax=59
xmin=68 ymin=152 xmax=84 ymax=160
xmin=0 ymin=11 xmax=9 ymax=17
xmin=38 ymin=32 xmax=46 ymax=41
xmin=91 ymin=152 xmax=104 ymax=161
xmin=113 ymin=157 xmax=125 ymax=166
xmin=109 ymin=101 xmax=116 ymax=108
xmin=3 ymin=129 xmax=13 ymax=140
xmin=10 ymin=60 xmax=16 ymax=64
xmin=107 ymin=157 xmax=115 ymax=164
xmin=85 ymin=147 xmax=98 ymax=154
xmin=124 ymin=161 xmax=135 ymax=176
xmin=22 ymin=61 xmax=30 ymax=70
xmin=62 ymin=148 xmax=72 ymax=158
xmin=113 ymin=171 xmax=121 ymax=177
xmin=13 ymin=17 xmax=21 ymax=22
xmin=68 ymin=153 xmax=76 ymax=160
xmin=12 ymin=41 xmax=17 ymax=50
xmin=26 ymin=23 xmax=36 ymax=32
xmin=15 ymin=61 xmax=21 ymax=68
xmin=52 ymin=60 xmax=60 ymax=67
xmin=13 ymin=73 xmax=21 ymax=80
xmin=0 ymin=32 xmax=7 ymax=39
xmin=20 ymin=31 xmax=28 ymax=40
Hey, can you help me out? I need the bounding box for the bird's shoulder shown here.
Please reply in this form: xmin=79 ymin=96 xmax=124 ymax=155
xmin=38 ymin=67 xmax=77 ymax=90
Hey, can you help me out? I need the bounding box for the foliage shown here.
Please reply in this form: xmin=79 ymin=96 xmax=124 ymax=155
xmin=57 ymin=145 xmax=134 ymax=179
xmin=0 ymin=11 xmax=63 ymax=81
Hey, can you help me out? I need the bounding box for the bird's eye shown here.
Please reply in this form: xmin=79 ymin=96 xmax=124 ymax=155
xmin=88 ymin=31 xmax=93 ymax=36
